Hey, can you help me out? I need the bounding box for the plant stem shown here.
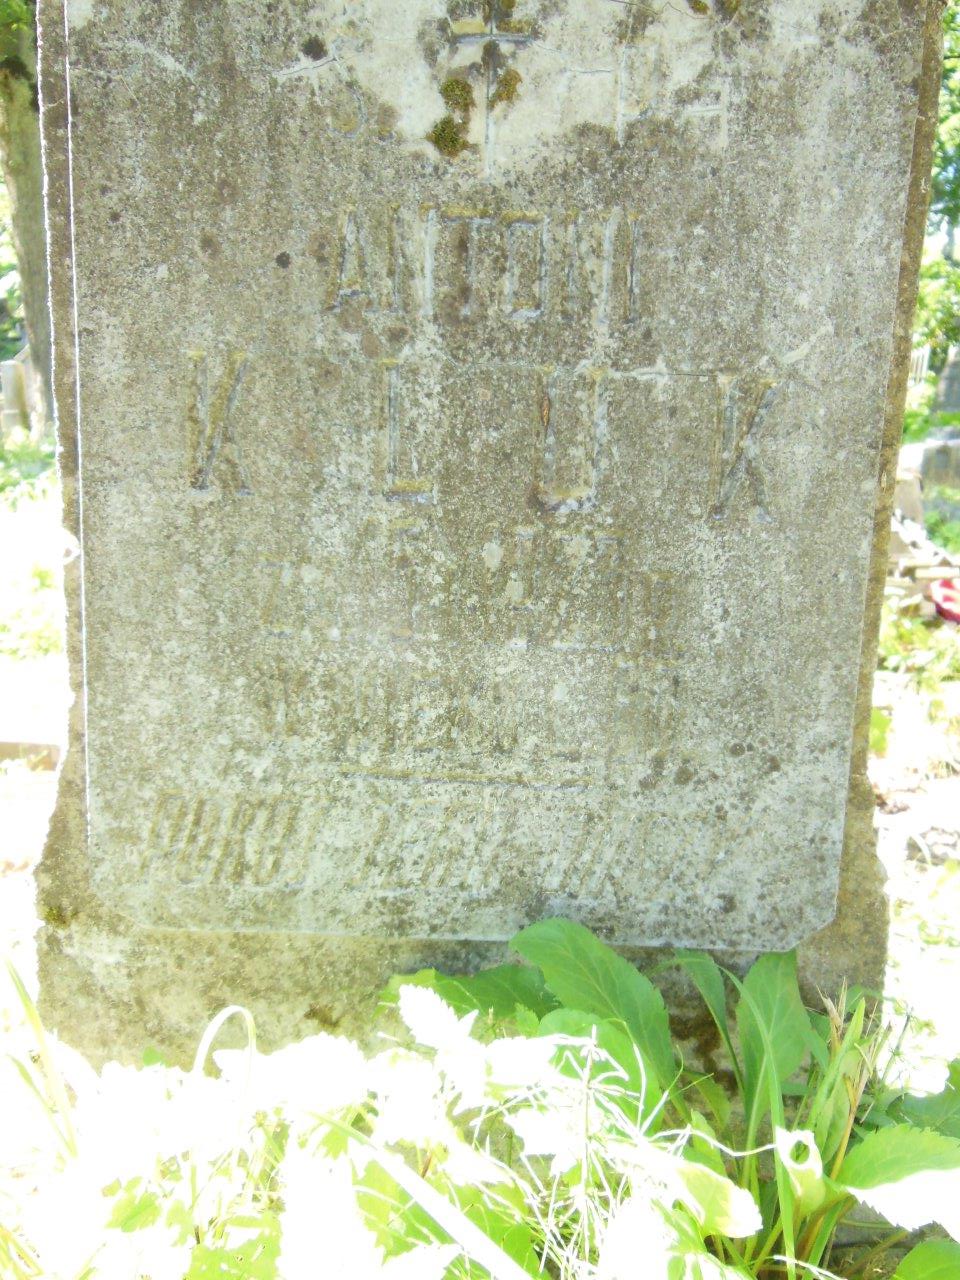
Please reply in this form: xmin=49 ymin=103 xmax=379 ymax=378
xmin=844 ymin=1228 xmax=910 ymax=1278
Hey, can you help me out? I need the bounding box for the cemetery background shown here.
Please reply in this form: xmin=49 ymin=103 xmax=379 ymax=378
xmin=0 ymin=1 xmax=959 ymax=1276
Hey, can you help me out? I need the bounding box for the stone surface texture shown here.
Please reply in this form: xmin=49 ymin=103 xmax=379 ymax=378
xmin=38 ymin=0 xmax=941 ymax=1062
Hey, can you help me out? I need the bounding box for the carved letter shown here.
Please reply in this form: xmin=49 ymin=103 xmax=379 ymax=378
xmin=711 ymin=377 xmax=777 ymax=522
xmin=441 ymin=207 xmax=493 ymax=317
xmin=189 ymin=349 xmax=252 ymax=494
xmin=536 ymin=366 xmax=608 ymax=513
xmin=503 ymin=212 xmax=548 ymax=319
xmin=329 ymin=209 xmax=369 ymax=309
xmin=380 ymin=360 xmax=433 ymax=501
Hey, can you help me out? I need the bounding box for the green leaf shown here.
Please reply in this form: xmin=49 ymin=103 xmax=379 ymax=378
xmin=893 ymin=1239 xmax=960 ymax=1280
xmin=188 ymin=1230 xmax=281 ymax=1280
xmin=840 ymin=1125 xmax=960 ymax=1237
xmin=685 ymin=1112 xmax=728 ymax=1178
xmin=511 ymin=919 xmax=675 ymax=1088
xmin=773 ymin=1128 xmax=826 ymax=1219
xmin=106 ymin=1182 xmax=162 ymax=1233
xmin=869 ymin=706 xmax=891 ymax=756
xmin=454 ymin=1185 xmax=540 ymax=1276
xmin=677 ymin=951 xmax=730 ymax=1044
xmin=897 ymin=1061 xmax=960 ymax=1139
xmin=689 ymin=1074 xmax=732 ymax=1130
xmin=840 ymin=1125 xmax=960 ymax=1188
xmin=674 ymin=1160 xmax=761 ymax=1238
xmin=676 ymin=950 xmax=744 ymax=1094
xmin=734 ymin=952 xmax=810 ymax=1120
xmin=382 ymin=965 xmax=557 ymax=1023
xmin=537 ymin=1008 xmax=664 ymax=1124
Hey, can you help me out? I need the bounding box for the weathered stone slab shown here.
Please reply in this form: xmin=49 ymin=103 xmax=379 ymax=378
xmin=38 ymin=0 xmax=940 ymax=1058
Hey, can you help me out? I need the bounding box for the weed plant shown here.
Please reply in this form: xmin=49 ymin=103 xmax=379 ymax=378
xmin=3 ymin=923 xmax=960 ymax=1280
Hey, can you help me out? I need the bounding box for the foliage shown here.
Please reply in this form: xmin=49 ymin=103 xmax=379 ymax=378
xmin=0 ymin=0 xmax=32 ymax=35
xmin=0 ymin=430 xmax=62 ymax=659
xmin=914 ymin=257 xmax=960 ymax=371
xmin=393 ymin=922 xmax=960 ymax=1280
xmin=0 ymin=422 xmax=53 ymax=497
xmin=6 ymin=925 xmax=960 ymax=1280
xmin=869 ymin=706 xmax=892 ymax=756
xmin=929 ymin=3 xmax=960 ymax=238
xmin=906 ymin=3 xmax=960 ymax=409
xmin=0 ymin=173 xmax=24 ymax=362
xmin=878 ymin=601 xmax=960 ymax=690
xmin=925 ymin=487 xmax=960 ymax=555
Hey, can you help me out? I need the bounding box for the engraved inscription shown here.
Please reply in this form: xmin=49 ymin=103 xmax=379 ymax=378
xmin=330 ymin=209 xmax=369 ymax=309
xmin=440 ymin=207 xmax=494 ymax=317
xmin=504 ymin=211 xmax=549 ymax=319
xmin=536 ymin=366 xmax=608 ymax=512
xmin=503 ymin=525 xmax=535 ymax=645
xmin=318 ymin=202 xmax=665 ymax=328
xmin=188 ymin=350 xmax=252 ymax=494
xmin=379 ymin=360 xmax=434 ymax=501
xmin=711 ymin=377 xmax=778 ymax=522
xmin=147 ymin=792 xmax=312 ymax=888
xmin=390 ymin=515 xmax=425 ymax=637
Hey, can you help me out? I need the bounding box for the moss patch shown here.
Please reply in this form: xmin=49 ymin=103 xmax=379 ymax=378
xmin=490 ymin=66 xmax=522 ymax=107
xmin=427 ymin=114 xmax=470 ymax=157
xmin=441 ymin=76 xmax=475 ymax=115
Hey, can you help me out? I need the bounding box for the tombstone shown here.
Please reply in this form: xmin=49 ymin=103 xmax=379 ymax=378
xmin=936 ymin=346 xmax=960 ymax=412
xmin=921 ymin=425 xmax=960 ymax=506
xmin=38 ymin=0 xmax=940 ymax=1062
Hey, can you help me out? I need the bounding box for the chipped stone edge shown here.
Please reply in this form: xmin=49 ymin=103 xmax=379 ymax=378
xmin=796 ymin=0 xmax=946 ymax=1000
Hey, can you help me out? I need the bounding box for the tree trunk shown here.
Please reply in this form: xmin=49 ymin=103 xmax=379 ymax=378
xmin=0 ymin=14 xmax=53 ymax=426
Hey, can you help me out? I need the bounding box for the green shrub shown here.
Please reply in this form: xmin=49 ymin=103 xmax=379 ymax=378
xmin=925 ymin=489 xmax=960 ymax=556
xmin=878 ymin=603 xmax=960 ymax=690
xmin=4 ymin=925 xmax=960 ymax=1280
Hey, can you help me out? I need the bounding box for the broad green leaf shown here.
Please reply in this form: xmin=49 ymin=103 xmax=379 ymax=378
xmin=893 ymin=1239 xmax=960 ymax=1279
xmin=357 ymin=1160 xmax=440 ymax=1256
xmin=512 ymin=919 xmax=675 ymax=1087
xmin=188 ymin=1230 xmax=281 ymax=1280
xmin=813 ymin=1074 xmax=854 ymax=1166
xmin=897 ymin=1061 xmax=960 ymax=1139
xmin=803 ymin=1013 xmax=831 ymax=1071
xmin=454 ymin=1185 xmax=540 ymax=1276
xmin=537 ymin=1008 xmax=663 ymax=1124
xmin=734 ymin=952 xmax=810 ymax=1119
xmin=107 ymin=1183 xmax=162 ymax=1233
xmin=676 ymin=951 xmax=732 ymax=1048
xmin=382 ymin=965 xmax=556 ymax=1023
xmin=840 ymin=1125 xmax=960 ymax=1237
xmin=674 ymin=1160 xmax=761 ymax=1238
xmin=840 ymin=1124 xmax=960 ymax=1187
xmin=689 ymin=1074 xmax=732 ymax=1130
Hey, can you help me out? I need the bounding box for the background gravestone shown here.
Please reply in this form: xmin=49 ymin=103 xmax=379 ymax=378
xmin=935 ymin=345 xmax=960 ymax=411
xmin=38 ymin=0 xmax=940 ymax=1063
